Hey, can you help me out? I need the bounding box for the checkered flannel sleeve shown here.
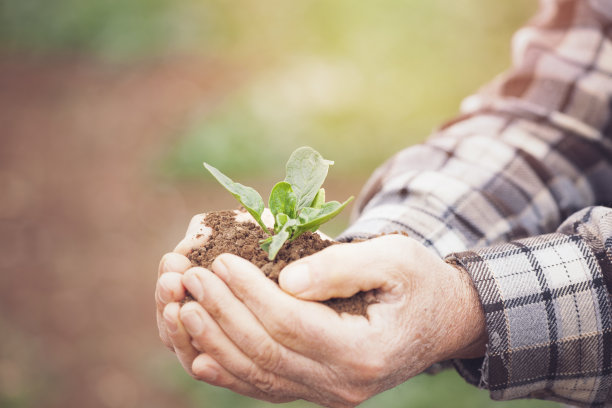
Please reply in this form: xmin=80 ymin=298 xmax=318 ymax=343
xmin=449 ymin=207 xmax=612 ymax=405
xmin=337 ymin=0 xmax=612 ymax=405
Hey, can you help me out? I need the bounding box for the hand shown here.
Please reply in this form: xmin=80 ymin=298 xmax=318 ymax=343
xmin=156 ymin=209 xmax=275 ymax=352
xmin=155 ymin=208 xmax=332 ymax=386
xmin=169 ymin=234 xmax=487 ymax=407
xmin=156 ymin=212 xmax=209 ymax=359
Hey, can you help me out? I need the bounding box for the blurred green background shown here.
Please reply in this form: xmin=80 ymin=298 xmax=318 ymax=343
xmin=0 ymin=0 xmax=562 ymax=407
xmin=2 ymin=0 xmax=537 ymax=179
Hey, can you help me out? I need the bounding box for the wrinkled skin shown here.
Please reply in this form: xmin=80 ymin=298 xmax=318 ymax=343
xmin=155 ymin=210 xmax=486 ymax=407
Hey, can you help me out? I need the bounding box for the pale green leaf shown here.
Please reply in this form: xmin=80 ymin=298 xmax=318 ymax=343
xmin=267 ymin=229 xmax=289 ymax=260
xmin=269 ymin=181 xmax=297 ymax=219
xmin=262 ymin=219 xmax=297 ymax=260
xmin=311 ymin=188 xmax=325 ymax=209
xmin=274 ymin=212 xmax=289 ymax=233
xmin=259 ymin=236 xmax=273 ymax=253
xmin=284 ymin=146 xmax=334 ymax=210
xmin=203 ymin=162 xmax=268 ymax=232
xmin=293 ymin=197 xmax=354 ymax=238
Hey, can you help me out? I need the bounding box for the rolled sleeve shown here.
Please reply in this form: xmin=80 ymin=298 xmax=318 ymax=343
xmin=450 ymin=207 xmax=612 ymax=406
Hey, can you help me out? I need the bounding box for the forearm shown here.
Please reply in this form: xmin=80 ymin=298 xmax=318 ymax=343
xmin=337 ymin=0 xmax=612 ymax=404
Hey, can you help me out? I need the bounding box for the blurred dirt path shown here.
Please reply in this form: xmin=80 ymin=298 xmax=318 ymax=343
xmin=0 ymin=55 xmax=254 ymax=408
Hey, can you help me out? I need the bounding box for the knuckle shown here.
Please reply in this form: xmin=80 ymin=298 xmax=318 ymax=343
xmin=269 ymin=311 xmax=303 ymax=344
xmin=246 ymin=364 xmax=279 ymax=394
xmin=252 ymin=341 xmax=283 ymax=373
xmin=201 ymin=296 xmax=223 ymax=321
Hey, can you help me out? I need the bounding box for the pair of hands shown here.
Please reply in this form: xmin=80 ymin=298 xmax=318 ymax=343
xmin=156 ymin=210 xmax=486 ymax=408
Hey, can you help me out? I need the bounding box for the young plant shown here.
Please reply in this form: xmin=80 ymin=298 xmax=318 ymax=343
xmin=204 ymin=146 xmax=353 ymax=260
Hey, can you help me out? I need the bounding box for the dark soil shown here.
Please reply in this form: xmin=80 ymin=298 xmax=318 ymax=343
xmin=187 ymin=210 xmax=373 ymax=316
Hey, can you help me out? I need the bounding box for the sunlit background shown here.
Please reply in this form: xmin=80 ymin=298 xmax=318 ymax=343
xmin=0 ymin=1 xmax=561 ymax=407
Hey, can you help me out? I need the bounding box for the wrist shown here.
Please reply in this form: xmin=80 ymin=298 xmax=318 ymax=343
xmin=441 ymin=261 xmax=487 ymax=360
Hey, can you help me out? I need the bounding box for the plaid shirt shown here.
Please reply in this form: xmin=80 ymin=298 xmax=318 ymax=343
xmin=338 ymin=0 xmax=612 ymax=406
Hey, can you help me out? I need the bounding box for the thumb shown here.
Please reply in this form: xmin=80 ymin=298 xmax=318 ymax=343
xmin=278 ymin=236 xmax=402 ymax=301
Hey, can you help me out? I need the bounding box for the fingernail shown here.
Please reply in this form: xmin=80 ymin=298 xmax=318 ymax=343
xmin=183 ymin=273 xmax=204 ymax=300
xmin=163 ymin=310 xmax=178 ymax=333
xmin=182 ymin=310 xmax=204 ymax=335
xmin=212 ymin=257 xmax=229 ymax=281
xmin=280 ymin=263 xmax=311 ymax=294
xmin=158 ymin=280 xmax=173 ymax=303
xmin=199 ymin=364 xmax=219 ymax=382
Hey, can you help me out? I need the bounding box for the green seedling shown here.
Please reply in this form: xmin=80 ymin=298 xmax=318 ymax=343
xmin=204 ymin=146 xmax=353 ymax=260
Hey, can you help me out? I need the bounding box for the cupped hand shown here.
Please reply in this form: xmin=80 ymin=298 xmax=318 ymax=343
xmin=167 ymin=234 xmax=487 ymax=407
xmin=156 ymin=209 xmax=275 ymax=352
xmin=157 ymin=207 xmax=328 ymax=393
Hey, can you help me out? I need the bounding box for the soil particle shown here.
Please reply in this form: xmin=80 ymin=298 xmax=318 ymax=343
xmin=187 ymin=210 xmax=373 ymax=316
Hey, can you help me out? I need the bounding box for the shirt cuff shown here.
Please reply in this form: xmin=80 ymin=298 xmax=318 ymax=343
xmin=447 ymin=233 xmax=612 ymax=405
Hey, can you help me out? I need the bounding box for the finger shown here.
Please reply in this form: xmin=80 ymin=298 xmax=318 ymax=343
xmin=157 ymin=272 xmax=186 ymax=309
xmin=163 ymin=302 xmax=199 ymax=375
xmin=235 ymin=208 xmax=275 ymax=228
xmin=182 ymin=268 xmax=324 ymax=380
xmin=156 ymin=272 xmax=187 ymax=346
xmin=174 ymin=235 xmax=209 ymax=256
xmin=185 ymin=214 xmax=208 ymax=237
xmin=157 ymin=253 xmax=192 ymax=350
xmin=158 ymin=252 xmax=192 ymax=278
xmin=179 ymin=301 xmax=312 ymax=397
xmin=191 ymin=354 xmax=295 ymax=403
xmin=174 ymin=215 xmax=212 ymax=255
xmin=279 ymin=235 xmax=407 ymax=301
xmin=209 ymin=254 xmax=348 ymax=359
xmin=315 ymin=230 xmax=333 ymax=241
xmin=157 ymin=309 xmax=174 ymax=351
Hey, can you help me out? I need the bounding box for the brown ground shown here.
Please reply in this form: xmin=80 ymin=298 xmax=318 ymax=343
xmin=0 ymin=55 xmax=361 ymax=408
xmin=189 ymin=211 xmax=371 ymax=316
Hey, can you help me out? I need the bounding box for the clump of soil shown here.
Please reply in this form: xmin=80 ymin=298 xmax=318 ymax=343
xmin=187 ymin=210 xmax=373 ymax=316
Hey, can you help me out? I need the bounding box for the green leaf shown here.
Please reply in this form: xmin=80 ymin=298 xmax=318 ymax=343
xmin=269 ymin=181 xmax=297 ymax=219
xmin=311 ymin=188 xmax=325 ymax=209
xmin=276 ymin=213 xmax=289 ymax=226
xmin=297 ymin=207 xmax=320 ymax=224
xmin=293 ymin=197 xmax=354 ymax=238
xmin=285 ymin=146 xmax=334 ymax=210
xmin=259 ymin=236 xmax=273 ymax=253
xmin=204 ymin=148 xmax=352 ymax=260
xmin=266 ymin=229 xmax=290 ymax=260
xmin=261 ymin=219 xmax=297 ymax=260
xmin=274 ymin=213 xmax=289 ymax=233
xmin=203 ymin=162 xmax=268 ymax=232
